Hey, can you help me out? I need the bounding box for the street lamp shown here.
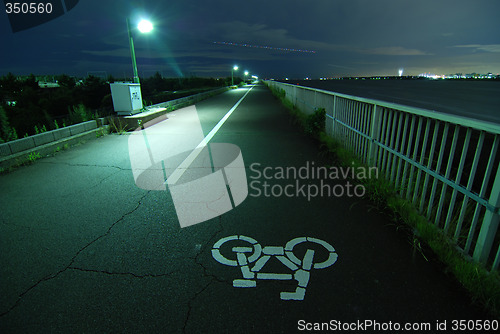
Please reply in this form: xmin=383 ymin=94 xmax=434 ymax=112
xmin=244 ymin=71 xmax=249 ymax=83
xmin=231 ymin=65 xmax=238 ymax=86
xmin=127 ymin=18 xmax=153 ymax=84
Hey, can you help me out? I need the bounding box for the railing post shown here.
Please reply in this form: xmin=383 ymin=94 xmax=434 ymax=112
xmin=314 ymin=90 xmax=318 ymax=114
xmin=332 ymin=95 xmax=337 ymax=137
xmin=368 ymin=104 xmax=381 ymax=166
xmin=473 ymin=164 xmax=500 ymax=265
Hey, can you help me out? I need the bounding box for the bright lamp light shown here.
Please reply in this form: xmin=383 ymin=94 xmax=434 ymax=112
xmin=137 ymin=19 xmax=153 ymax=33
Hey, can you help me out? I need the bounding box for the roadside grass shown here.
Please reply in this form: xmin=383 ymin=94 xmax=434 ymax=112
xmin=27 ymin=151 xmax=41 ymax=163
xmin=108 ymin=117 xmax=129 ymax=134
xmin=0 ymin=135 xmax=98 ymax=175
xmin=266 ymin=83 xmax=500 ymax=318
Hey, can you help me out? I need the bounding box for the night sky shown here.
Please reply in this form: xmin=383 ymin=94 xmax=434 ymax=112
xmin=1 ymin=0 xmax=499 ymax=79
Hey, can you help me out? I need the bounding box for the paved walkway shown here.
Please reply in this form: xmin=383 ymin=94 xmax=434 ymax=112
xmin=0 ymin=84 xmax=491 ymax=333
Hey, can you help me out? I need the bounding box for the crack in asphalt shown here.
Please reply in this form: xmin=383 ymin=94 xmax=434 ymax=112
xmin=0 ymin=190 xmax=151 ymax=318
xmin=182 ymin=217 xmax=229 ymax=334
xmin=182 ymin=281 xmax=213 ymax=334
xmin=40 ymin=161 xmax=130 ymax=171
xmin=68 ymin=266 xmax=178 ymax=279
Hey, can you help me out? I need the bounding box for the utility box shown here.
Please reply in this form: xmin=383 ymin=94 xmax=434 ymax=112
xmin=110 ymin=83 xmax=143 ymax=115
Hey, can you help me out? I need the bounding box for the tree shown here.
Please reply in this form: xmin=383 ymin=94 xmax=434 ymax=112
xmin=0 ymin=105 xmax=17 ymax=142
xmin=23 ymin=74 xmax=39 ymax=90
xmin=0 ymin=72 xmax=20 ymax=95
xmin=79 ymin=75 xmax=110 ymax=110
xmin=56 ymin=74 xmax=76 ymax=88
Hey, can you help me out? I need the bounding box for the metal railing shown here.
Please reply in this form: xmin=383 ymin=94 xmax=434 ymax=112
xmin=265 ymin=80 xmax=500 ymax=271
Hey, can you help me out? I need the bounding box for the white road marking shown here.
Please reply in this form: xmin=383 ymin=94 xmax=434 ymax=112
xmin=233 ymin=279 xmax=257 ymax=288
xmin=263 ymin=246 xmax=284 ymax=255
xmin=276 ymin=256 xmax=299 ymax=271
xmin=257 ymin=273 xmax=293 ymax=280
xmin=166 ymin=86 xmax=254 ymax=185
xmin=211 ymin=235 xmax=338 ymax=300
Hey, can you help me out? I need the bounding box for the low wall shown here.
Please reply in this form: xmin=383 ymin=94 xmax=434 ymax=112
xmin=150 ymin=87 xmax=228 ymax=110
xmin=0 ymin=119 xmax=108 ymax=157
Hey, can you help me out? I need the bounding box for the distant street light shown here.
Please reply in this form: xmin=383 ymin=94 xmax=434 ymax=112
xmin=232 ymin=65 xmax=238 ymax=86
xmin=127 ymin=18 xmax=153 ymax=83
xmin=244 ymin=71 xmax=249 ymax=82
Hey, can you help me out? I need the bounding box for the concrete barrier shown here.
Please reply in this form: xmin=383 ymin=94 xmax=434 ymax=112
xmin=83 ymin=120 xmax=98 ymax=131
xmin=68 ymin=123 xmax=87 ymax=136
xmin=0 ymin=143 xmax=12 ymax=156
xmin=1 ymin=119 xmax=103 ymax=160
xmin=8 ymin=137 xmax=35 ymax=154
xmin=32 ymin=132 xmax=56 ymax=146
xmin=52 ymin=127 xmax=71 ymax=141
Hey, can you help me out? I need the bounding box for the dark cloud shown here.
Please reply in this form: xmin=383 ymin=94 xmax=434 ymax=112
xmin=1 ymin=0 xmax=499 ymax=78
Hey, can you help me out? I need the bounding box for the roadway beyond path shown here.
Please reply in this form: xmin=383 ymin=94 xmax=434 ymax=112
xmin=0 ymin=83 xmax=492 ymax=333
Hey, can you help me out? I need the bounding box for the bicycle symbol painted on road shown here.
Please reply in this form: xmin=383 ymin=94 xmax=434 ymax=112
xmin=211 ymin=235 xmax=338 ymax=300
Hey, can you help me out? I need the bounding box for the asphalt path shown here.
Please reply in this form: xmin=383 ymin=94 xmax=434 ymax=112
xmin=0 ymin=83 xmax=493 ymax=333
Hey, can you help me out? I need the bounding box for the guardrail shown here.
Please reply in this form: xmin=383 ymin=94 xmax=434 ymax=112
xmin=265 ymin=80 xmax=500 ymax=271
xmin=148 ymin=87 xmax=229 ymax=111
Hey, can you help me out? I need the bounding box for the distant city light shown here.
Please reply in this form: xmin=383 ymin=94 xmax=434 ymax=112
xmin=398 ymin=68 xmax=404 ymax=76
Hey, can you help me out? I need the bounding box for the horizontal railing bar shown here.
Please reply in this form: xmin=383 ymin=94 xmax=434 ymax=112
xmin=274 ymin=81 xmax=500 ymax=134
xmin=327 ymin=113 xmax=498 ymax=214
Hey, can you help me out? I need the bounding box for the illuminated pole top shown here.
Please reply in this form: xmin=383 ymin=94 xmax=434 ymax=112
xmin=127 ymin=18 xmax=153 ymax=84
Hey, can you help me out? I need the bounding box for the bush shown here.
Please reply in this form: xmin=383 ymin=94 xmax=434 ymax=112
xmin=69 ymin=104 xmax=95 ymax=123
xmin=305 ymin=108 xmax=326 ymax=137
xmin=0 ymin=105 xmax=18 ymax=142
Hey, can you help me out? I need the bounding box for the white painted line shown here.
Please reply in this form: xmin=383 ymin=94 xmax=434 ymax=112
xmin=314 ymin=253 xmax=338 ymax=269
xmin=302 ymin=249 xmax=315 ymax=271
xmin=166 ymin=86 xmax=254 ymax=185
xmin=211 ymin=249 xmax=237 ymax=267
xmin=212 ymin=235 xmax=338 ymax=301
xmin=285 ymin=237 xmax=307 ymax=251
xmin=247 ymin=244 xmax=262 ymax=263
xmin=233 ymin=247 xmax=253 ymax=253
xmin=213 ymin=235 xmax=238 ymax=249
xmin=294 ymin=270 xmax=311 ymax=288
xmin=251 ymin=255 xmax=270 ymax=272
xmin=307 ymin=237 xmax=335 ymax=252
xmin=236 ymin=252 xmax=248 ymax=266
xmin=239 ymin=235 xmax=258 ymax=244
xmin=263 ymin=246 xmax=284 ymax=255
xmin=285 ymin=251 xmax=301 ymax=266
xmin=276 ymin=256 xmax=299 ymax=271
xmin=241 ymin=266 xmax=255 ymax=279
xmin=233 ymin=279 xmax=256 ymax=288
xmin=280 ymin=287 xmax=306 ymax=301
xmin=257 ymin=273 xmax=293 ymax=280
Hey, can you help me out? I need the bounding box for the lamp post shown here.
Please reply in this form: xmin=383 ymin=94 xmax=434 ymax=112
xmin=244 ymin=71 xmax=249 ymax=83
xmin=126 ymin=18 xmax=153 ymax=84
xmin=231 ymin=65 xmax=238 ymax=86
